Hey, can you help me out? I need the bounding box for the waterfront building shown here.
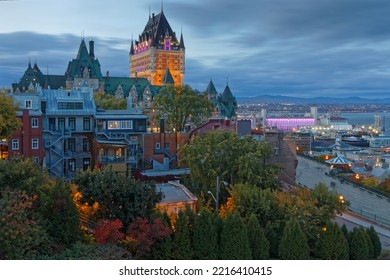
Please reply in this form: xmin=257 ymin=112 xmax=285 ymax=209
xmin=370 ymin=135 xmax=390 ymax=148
xmin=265 ymin=117 xmax=315 ymax=131
xmin=130 ymin=8 xmax=185 ymax=86
xmin=374 ymin=114 xmax=385 ymax=135
xmin=310 ymin=107 xmax=318 ymax=125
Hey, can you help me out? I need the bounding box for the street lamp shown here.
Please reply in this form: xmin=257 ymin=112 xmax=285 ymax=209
xmin=208 ymin=175 xmax=228 ymax=211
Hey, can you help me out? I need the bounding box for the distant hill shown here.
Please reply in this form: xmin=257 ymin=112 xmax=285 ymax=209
xmin=237 ymin=95 xmax=390 ymax=104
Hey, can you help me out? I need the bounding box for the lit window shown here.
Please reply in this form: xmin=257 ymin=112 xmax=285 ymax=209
xmin=12 ymin=139 xmax=19 ymax=150
xmin=32 ymin=118 xmax=38 ymax=128
xmin=108 ymin=121 xmax=120 ymax=129
xmin=32 ymin=139 xmax=39 ymax=149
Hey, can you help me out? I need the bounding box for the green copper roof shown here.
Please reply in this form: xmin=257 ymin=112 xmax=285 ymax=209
xmin=205 ymin=79 xmax=218 ymax=94
xmin=65 ymin=39 xmax=103 ymax=80
xmin=163 ymin=68 xmax=175 ymax=85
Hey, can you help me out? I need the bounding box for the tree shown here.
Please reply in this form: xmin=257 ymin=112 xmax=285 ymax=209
xmin=366 ymin=226 xmax=382 ymax=259
xmin=152 ymin=84 xmax=213 ymax=132
xmin=349 ymin=227 xmax=372 ymax=260
xmin=247 ymin=214 xmax=270 ymax=259
xmin=94 ymin=92 xmax=127 ymax=110
xmin=39 ymin=181 xmax=81 ymax=247
xmin=126 ymin=216 xmax=172 ymax=259
xmin=220 ymin=212 xmax=252 ymax=260
xmin=0 ymin=189 xmax=51 ymax=259
xmin=193 ymin=208 xmax=218 ymax=259
xmin=48 ymin=242 xmax=132 ymax=260
xmin=316 ymin=221 xmax=349 ymax=260
xmin=0 ymin=157 xmax=52 ymax=195
xmin=179 ymin=131 xmax=281 ymax=203
xmin=0 ymin=91 xmax=20 ymax=140
xmin=171 ymin=210 xmax=193 ymax=259
xmin=226 ymin=183 xmax=277 ymax=226
xmin=278 ymin=217 xmax=310 ymax=260
xmin=74 ymin=169 xmax=163 ymax=226
xmin=94 ymin=219 xmax=125 ymax=244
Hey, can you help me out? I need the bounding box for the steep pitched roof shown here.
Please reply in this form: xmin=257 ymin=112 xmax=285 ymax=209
xmin=179 ymin=32 xmax=185 ymax=49
xmin=104 ymin=76 xmax=160 ymax=98
xmin=205 ymin=79 xmax=218 ymax=94
xmin=140 ymin=11 xmax=179 ymax=47
xmin=65 ymin=39 xmax=103 ymax=80
xmin=163 ymin=68 xmax=175 ymax=85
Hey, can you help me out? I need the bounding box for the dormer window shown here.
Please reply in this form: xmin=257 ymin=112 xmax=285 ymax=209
xmin=25 ymin=100 xmax=32 ymax=108
xmin=164 ymin=38 xmax=171 ymax=50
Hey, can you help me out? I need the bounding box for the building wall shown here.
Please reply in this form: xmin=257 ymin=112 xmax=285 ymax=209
xmin=265 ymin=132 xmax=297 ymax=184
xmin=130 ymin=48 xmax=184 ymax=86
xmin=8 ymin=109 xmax=45 ymax=165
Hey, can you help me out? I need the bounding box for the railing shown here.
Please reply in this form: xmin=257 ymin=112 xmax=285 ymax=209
xmin=348 ymin=205 xmax=390 ymax=226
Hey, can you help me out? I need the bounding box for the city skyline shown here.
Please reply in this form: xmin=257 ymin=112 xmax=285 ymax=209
xmin=2 ymin=0 xmax=390 ymax=98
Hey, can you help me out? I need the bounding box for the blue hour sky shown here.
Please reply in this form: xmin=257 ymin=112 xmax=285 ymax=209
xmin=2 ymin=0 xmax=390 ymax=98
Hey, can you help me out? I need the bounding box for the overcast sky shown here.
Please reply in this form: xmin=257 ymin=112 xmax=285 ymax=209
xmin=1 ymin=0 xmax=390 ymax=98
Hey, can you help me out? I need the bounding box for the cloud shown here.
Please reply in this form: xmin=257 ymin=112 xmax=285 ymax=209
xmin=3 ymin=1 xmax=390 ymax=98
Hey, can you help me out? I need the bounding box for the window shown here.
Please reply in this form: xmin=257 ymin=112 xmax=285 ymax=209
xmin=108 ymin=121 xmax=120 ymax=130
xmin=58 ymin=102 xmax=83 ymax=110
xmin=68 ymin=138 xmax=76 ymax=152
xmin=68 ymin=159 xmax=76 ymax=172
xmin=34 ymin=157 xmax=39 ymax=164
xmin=69 ymin=118 xmax=76 ymax=131
xmin=83 ymin=158 xmax=90 ymax=171
xmin=121 ymin=121 xmax=133 ymax=129
xmin=31 ymin=118 xmax=38 ymax=128
xmin=32 ymin=139 xmax=39 ymax=150
xmin=25 ymin=100 xmax=32 ymax=108
xmin=58 ymin=118 xmax=65 ymax=130
xmin=155 ymin=142 xmax=160 ymax=149
xmin=83 ymin=138 xmax=90 ymax=152
xmin=83 ymin=117 xmax=91 ymax=131
xmin=12 ymin=139 xmax=19 ymax=150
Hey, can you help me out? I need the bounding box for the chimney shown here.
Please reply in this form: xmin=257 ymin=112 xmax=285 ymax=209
xmin=160 ymin=117 xmax=165 ymax=133
xmin=89 ymin=40 xmax=95 ymax=58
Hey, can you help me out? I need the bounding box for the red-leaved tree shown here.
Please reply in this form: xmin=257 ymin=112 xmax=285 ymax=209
xmin=127 ymin=217 xmax=171 ymax=258
xmin=94 ymin=219 xmax=124 ymax=244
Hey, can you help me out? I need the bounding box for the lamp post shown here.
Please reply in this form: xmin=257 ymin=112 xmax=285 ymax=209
xmin=208 ymin=175 xmax=228 ymax=211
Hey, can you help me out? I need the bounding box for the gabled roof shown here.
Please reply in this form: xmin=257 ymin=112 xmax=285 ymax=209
xmin=221 ymin=85 xmax=234 ymax=101
xmin=163 ymin=68 xmax=175 ymax=85
xmin=325 ymin=155 xmax=351 ymax=165
xmin=104 ymin=76 xmax=160 ymax=98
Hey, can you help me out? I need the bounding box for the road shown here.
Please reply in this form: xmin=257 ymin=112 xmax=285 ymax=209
xmin=296 ymin=155 xmax=390 ymax=226
xmin=335 ymin=212 xmax=390 ymax=252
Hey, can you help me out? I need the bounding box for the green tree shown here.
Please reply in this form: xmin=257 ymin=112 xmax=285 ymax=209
xmin=227 ymin=183 xmax=278 ymax=226
xmin=171 ymin=210 xmax=193 ymax=259
xmin=74 ymin=169 xmax=163 ymax=227
xmin=0 ymin=157 xmax=52 ymax=195
xmin=193 ymin=208 xmax=218 ymax=259
xmin=39 ymin=181 xmax=81 ymax=247
xmin=349 ymin=227 xmax=372 ymax=260
xmin=316 ymin=221 xmax=349 ymax=260
xmin=0 ymin=91 xmax=20 ymax=140
xmin=0 ymin=189 xmax=51 ymax=259
xmin=366 ymin=226 xmax=382 ymax=259
xmin=179 ymin=131 xmax=280 ymax=203
xmin=247 ymin=214 xmax=270 ymax=259
xmin=152 ymin=84 xmax=213 ymax=132
xmin=94 ymin=92 xmax=127 ymax=110
xmin=220 ymin=212 xmax=252 ymax=260
xmin=278 ymin=217 xmax=310 ymax=260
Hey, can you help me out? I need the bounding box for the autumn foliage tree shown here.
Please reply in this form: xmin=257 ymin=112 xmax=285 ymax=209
xmin=126 ymin=217 xmax=172 ymax=259
xmin=94 ymin=219 xmax=125 ymax=244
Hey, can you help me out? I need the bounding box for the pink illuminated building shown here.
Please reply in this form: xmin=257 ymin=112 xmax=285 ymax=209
xmin=265 ymin=118 xmax=315 ymax=131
